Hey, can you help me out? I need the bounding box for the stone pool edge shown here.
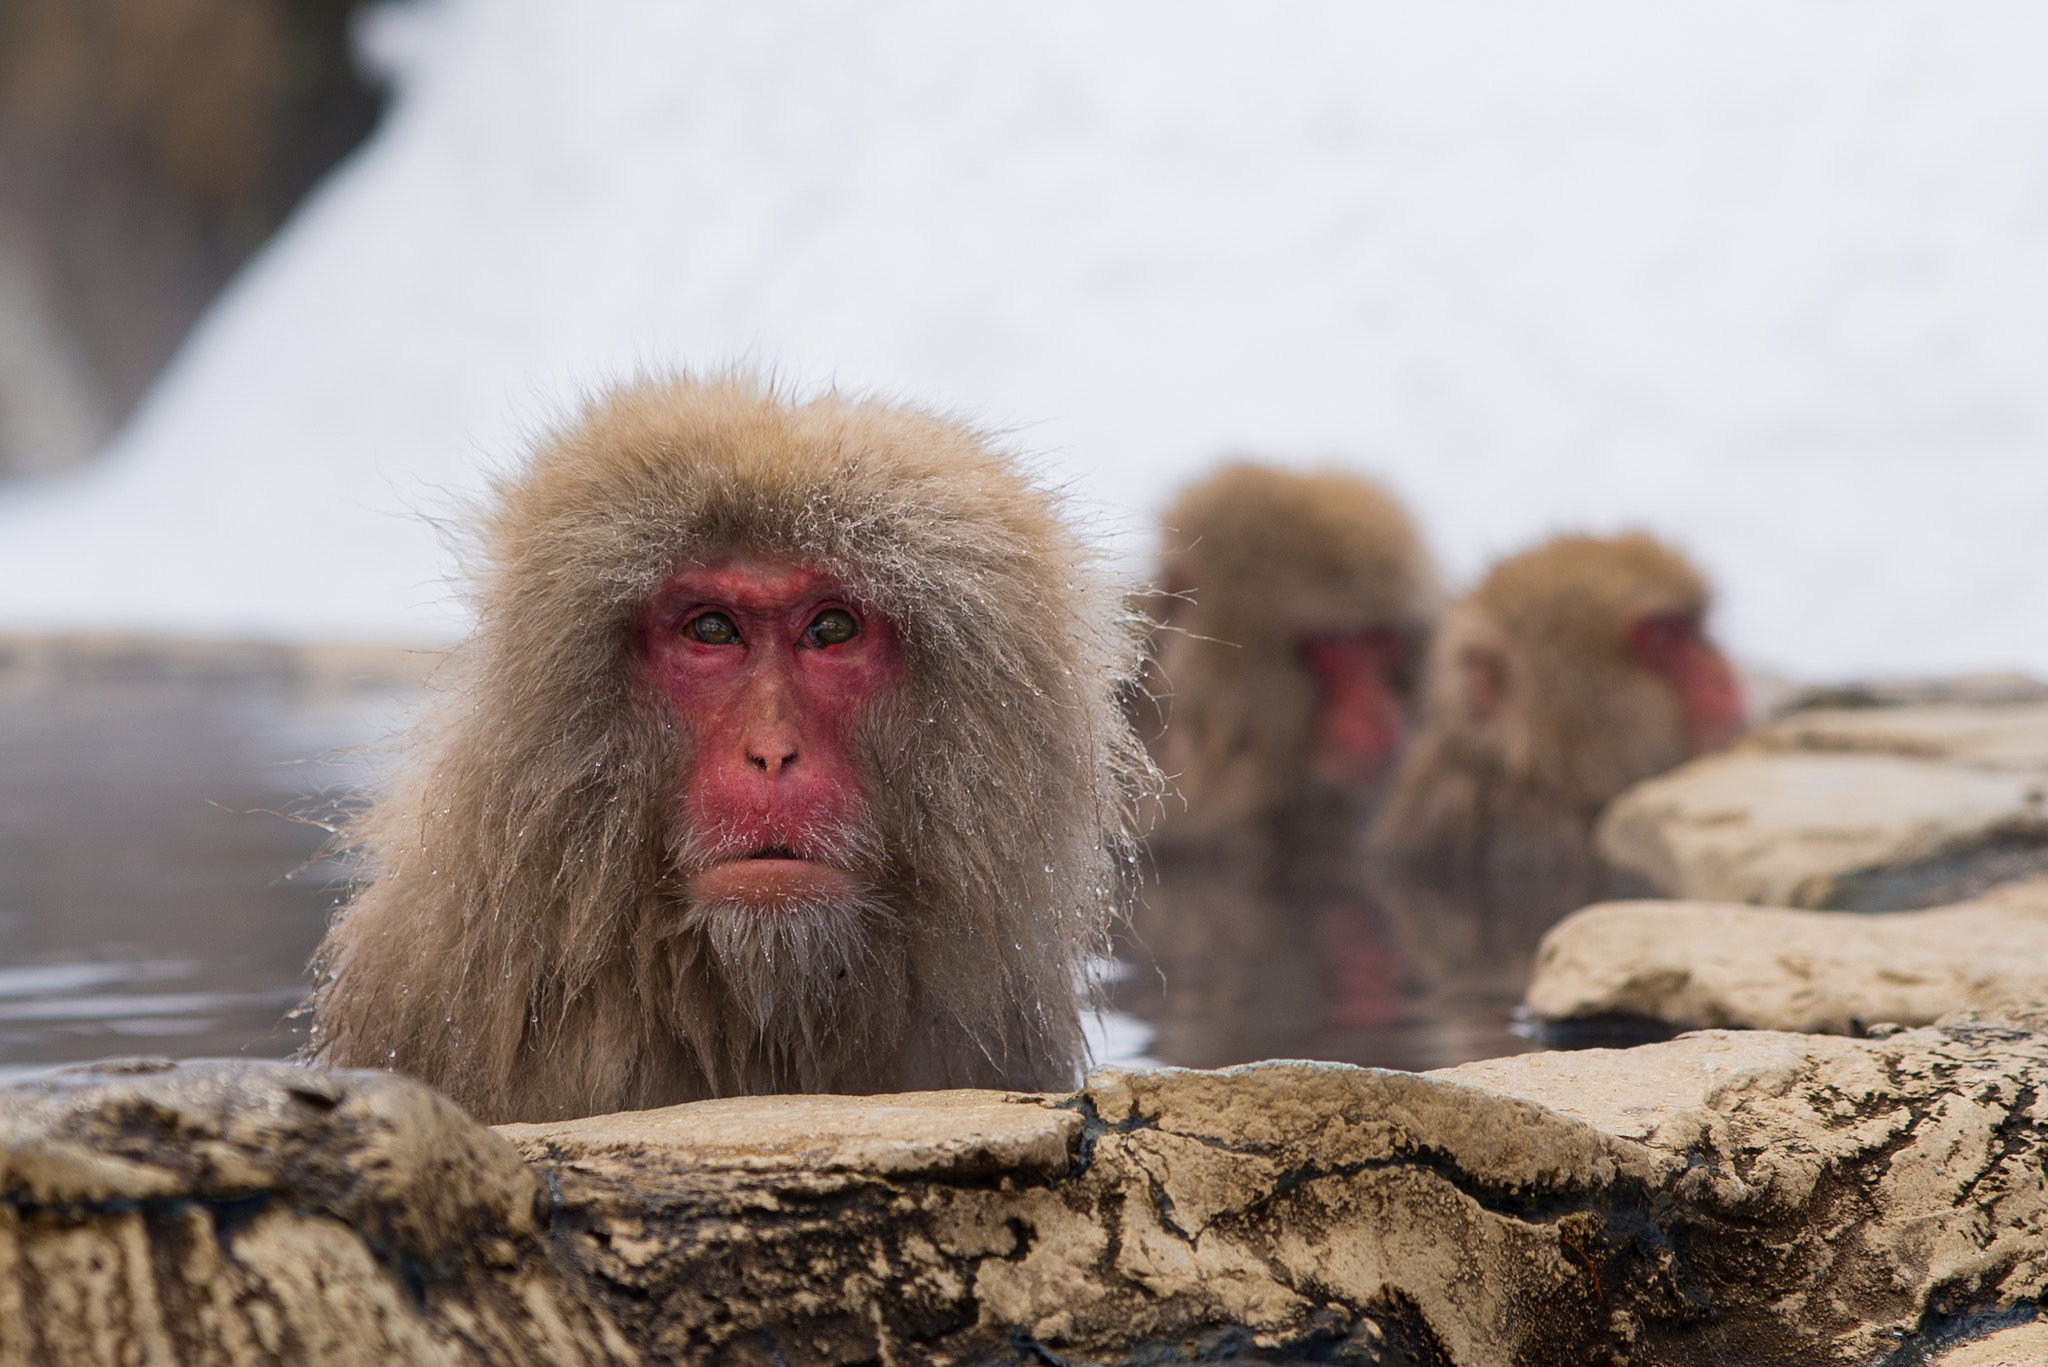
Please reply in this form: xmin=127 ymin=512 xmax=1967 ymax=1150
xmin=2 ymin=1032 xmax=2046 ymax=1365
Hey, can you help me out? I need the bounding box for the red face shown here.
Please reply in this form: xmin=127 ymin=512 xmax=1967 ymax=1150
xmin=1627 ymin=610 xmax=1745 ymax=755
xmin=638 ymin=557 xmax=902 ymax=913
xmin=1298 ymin=630 xmax=1412 ymax=787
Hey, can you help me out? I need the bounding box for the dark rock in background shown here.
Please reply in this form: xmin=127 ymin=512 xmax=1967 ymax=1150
xmin=0 ymin=0 xmax=385 ymax=474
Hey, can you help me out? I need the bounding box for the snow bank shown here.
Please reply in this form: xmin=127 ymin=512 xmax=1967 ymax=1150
xmin=2 ymin=0 xmax=2045 ymax=675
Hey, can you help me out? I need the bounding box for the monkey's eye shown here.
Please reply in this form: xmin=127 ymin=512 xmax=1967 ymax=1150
xmin=805 ymin=608 xmax=859 ymax=647
xmin=683 ymin=612 xmax=741 ymax=645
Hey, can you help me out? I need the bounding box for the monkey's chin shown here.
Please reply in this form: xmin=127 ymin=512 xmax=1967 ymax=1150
xmin=688 ymin=859 xmax=863 ymax=913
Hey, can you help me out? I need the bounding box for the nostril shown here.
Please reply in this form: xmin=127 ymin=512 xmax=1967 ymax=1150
xmin=743 ymin=744 xmax=799 ymax=775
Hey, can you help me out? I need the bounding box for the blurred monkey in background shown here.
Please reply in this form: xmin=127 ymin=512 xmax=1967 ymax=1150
xmin=1121 ymin=463 xmax=1441 ymax=1068
xmin=1370 ymin=531 xmax=1743 ymax=984
xmin=1138 ymin=463 xmax=1441 ymax=870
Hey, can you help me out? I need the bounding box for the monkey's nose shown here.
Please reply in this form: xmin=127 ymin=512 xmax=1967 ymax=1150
xmin=745 ymin=740 xmax=800 ymax=774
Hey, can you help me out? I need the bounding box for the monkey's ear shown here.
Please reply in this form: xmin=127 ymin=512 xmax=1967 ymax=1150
xmin=1461 ymin=646 xmax=1510 ymax=718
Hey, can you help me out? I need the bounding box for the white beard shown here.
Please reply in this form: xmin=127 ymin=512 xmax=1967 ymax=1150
xmin=665 ymin=804 xmax=911 ymax=1085
xmin=676 ymin=889 xmax=904 ymax=1048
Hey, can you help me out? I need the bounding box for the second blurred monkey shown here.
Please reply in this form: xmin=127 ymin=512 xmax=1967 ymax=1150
xmin=1367 ymin=532 xmax=1744 ymax=995
xmin=1372 ymin=530 xmax=1743 ymax=884
xmin=1139 ymin=463 xmax=1440 ymax=868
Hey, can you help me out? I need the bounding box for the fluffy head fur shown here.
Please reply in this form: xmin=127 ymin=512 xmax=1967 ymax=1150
xmin=1140 ymin=462 xmax=1439 ymax=840
xmin=303 ymin=373 xmax=1153 ymax=1123
xmin=1371 ymin=531 xmax=1717 ymax=876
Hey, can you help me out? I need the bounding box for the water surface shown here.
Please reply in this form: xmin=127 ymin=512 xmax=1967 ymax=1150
xmin=0 ymin=641 xmax=1559 ymax=1083
xmin=0 ymin=641 xmax=417 ymax=1081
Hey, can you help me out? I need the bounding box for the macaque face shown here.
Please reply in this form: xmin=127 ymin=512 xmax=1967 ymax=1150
xmin=639 ymin=557 xmax=903 ymax=914
xmin=1627 ymin=609 xmax=1745 ymax=755
xmin=1298 ymin=629 xmax=1413 ymax=786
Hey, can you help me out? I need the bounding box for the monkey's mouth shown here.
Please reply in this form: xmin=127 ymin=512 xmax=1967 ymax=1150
xmin=690 ymin=849 xmax=861 ymax=910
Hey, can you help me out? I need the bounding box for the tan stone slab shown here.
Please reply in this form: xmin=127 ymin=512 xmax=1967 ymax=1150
xmin=12 ymin=1044 xmax=2048 ymax=1365
xmin=1749 ymin=700 xmax=2048 ymax=770
xmin=497 ymin=1087 xmax=1080 ymax=1180
xmin=1597 ymin=748 xmax=2048 ymax=906
xmin=1440 ymin=1023 xmax=2048 ymax=1364
xmin=512 ymin=1060 xmax=1667 ymax=1367
xmin=1783 ymin=673 xmax=2048 ymax=710
xmin=1437 ymin=1026 xmax=1852 ymax=1143
xmin=0 ymin=1058 xmax=625 ymax=1366
xmin=1931 ymin=1320 xmax=2048 ymax=1367
xmin=1522 ymin=879 xmax=2048 ymax=1035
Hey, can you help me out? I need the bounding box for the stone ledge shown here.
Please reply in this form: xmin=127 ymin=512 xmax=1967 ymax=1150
xmin=1929 ymin=1318 xmax=2048 ymax=1366
xmin=1522 ymin=877 xmax=2048 ymax=1036
xmin=1598 ymin=700 xmax=2048 ymax=909
xmin=497 ymin=1088 xmax=1081 ymax=1180
xmin=0 ymin=1056 xmax=621 ymax=1364
xmin=4 ymin=1041 xmax=2048 ymax=1365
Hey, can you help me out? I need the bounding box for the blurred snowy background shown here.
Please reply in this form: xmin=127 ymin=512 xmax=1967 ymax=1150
xmin=6 ymin=1 xmax=2048 ymax=671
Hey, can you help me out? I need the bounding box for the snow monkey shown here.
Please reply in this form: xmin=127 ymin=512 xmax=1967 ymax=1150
xmin=303 ymin=374 xmax=1154 ymax=1124
xmin=1371 ymin=531 xmax=1743 ymax=888
xmin=1138 ymin=462 xmax=1440 ymax=867
xmin=1118 ymin=465 xmax=1438 ymax=1069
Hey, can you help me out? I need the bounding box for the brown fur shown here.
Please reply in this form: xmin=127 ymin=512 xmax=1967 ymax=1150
xmin=303 ymin=373 xmax=1155 ymax=1123
xmin=1371 ymin=531 xmax=1719 ymax=879
xmin=1139 ymin=463 xmax=1439 ymax=847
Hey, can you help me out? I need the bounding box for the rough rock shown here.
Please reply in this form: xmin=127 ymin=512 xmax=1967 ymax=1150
xmin=507 ymin=1066 xmax=1669 ymax=1366
xmin=1597 ymin=700 xmax=2048 ymax=909
xmin=0 ymin=1056 xmax=625 ymax=1365
xmin=1438 ymin=1025 xmax=2048 ymax=1364
xmin=8 ymin=1039 xmax=2048 ymax=1365
xmin=1523 ymin=876 xmax=2048 ymax=1036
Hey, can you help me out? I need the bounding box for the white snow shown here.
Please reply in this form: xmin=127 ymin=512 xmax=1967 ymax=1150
xmin=3 ymin=1 xmax=2047 ymax=676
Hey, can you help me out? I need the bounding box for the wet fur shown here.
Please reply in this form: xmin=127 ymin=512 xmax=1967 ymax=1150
xmin=303 ymin=374 xmax=1154 ymax=1123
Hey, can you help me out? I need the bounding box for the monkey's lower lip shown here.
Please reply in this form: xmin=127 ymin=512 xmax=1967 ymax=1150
xmin=689 ymin=858 xmax=858 ymax=908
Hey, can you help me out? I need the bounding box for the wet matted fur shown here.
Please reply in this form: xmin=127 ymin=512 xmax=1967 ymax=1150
xmin=302 ymin=374 xmax=1155 ymax=1123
